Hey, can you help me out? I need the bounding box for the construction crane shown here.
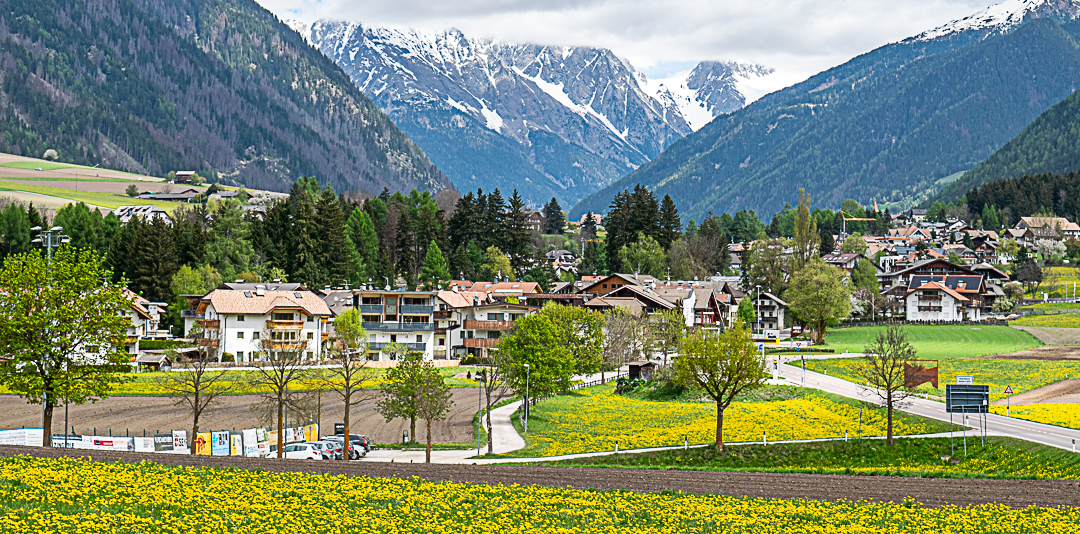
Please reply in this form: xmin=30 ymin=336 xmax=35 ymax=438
xmin=840 ymin=210 xmax=876 ymax=236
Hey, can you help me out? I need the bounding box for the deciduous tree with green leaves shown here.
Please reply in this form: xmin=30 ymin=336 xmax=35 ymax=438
xmin=620 ymin=232 xmax=667 ymax=278
xmin=375 ymin=348 xmax=426 ymax=442
xmin=416 ymin=363 xmax=454 ymax=463
xmin=498 ymin=313 xmax=574 ymax=401
xmin=0 ymin=246 xmax=134 ymax=446
xmin=319 ymin=309 xmax=372 ymax=460
xmin=673 ymin=320 xmax=767 ymax=451
xmin=539 ymin=303 xmax=604 ymax=376
xmin=787 ymin=257 xmax=851 ymax=343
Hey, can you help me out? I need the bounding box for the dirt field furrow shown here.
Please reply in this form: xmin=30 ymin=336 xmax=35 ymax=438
xmin=2 ymin=445 xmax=1078 ymax=508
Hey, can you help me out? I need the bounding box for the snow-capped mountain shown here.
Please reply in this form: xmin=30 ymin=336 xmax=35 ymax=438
xmin=913 ymin=0 xmax=1080 ymax=41
xmin=293 ymin=20 xmax=774 ymax=206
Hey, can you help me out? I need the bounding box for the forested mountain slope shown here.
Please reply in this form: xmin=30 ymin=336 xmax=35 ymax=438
xmin=573 ymin=15 xmax=1080 ymax=221
xmin=0 ymin=0 xmax=449 ymax=193
xmin=937 ymin=85 xmax=1080 ymax=202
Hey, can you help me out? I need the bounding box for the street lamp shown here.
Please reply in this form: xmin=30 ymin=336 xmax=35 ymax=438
xmin=477 ymin=370 xmax=484 ymax=456
xmin=30 ymin=225 xmax=70 ymax=447
xmin=523 ymin=363 xmax=530 ymax=433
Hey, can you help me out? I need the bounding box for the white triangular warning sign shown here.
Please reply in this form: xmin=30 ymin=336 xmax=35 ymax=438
xmin=1004 ymin=385 xmax=1013 ymax=394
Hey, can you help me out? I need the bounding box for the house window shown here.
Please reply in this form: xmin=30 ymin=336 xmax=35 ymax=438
xmin=307 ymin=332 xmax=314 ymax=340
xmin=416 ymin=335 xmax=423 ymax=343
xmin=273 ymin=312 xmax=292 ymax=321
xmin=487 ymin=313 xmax=503 ymax=321
xmin=439 ymin=338 xmax=445 ymax=346
xmin=390 ymin=335 xmax=397 ymax=343
xmin=307 ymin=315 xmax=314 ymax=322
xmin=602 ymin=284 xmax=608 ymax=289
xmin=306 ymin=351 xmax=313 ymax=359
xmin=236 ymin=351 xmax=244 ymax=360
xmin=237 ymin=332 xmax=244 ymax=339
xmin=237 ymin=315 xmax=245 ymax=322
xmin=252 ymin=332 xmax=259 ymax=339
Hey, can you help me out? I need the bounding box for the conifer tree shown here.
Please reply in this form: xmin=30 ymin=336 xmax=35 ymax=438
xmin=504 ymin=189 xmax=532 ymax=270
xmin=0 ymin=203 xmax=31 ymax=260
xmin=541 ymin=197 xmax=564 ymax=235
xmin=346 ymin=207 xmax=378 ymax=284
xmin=315 ymin=187 xmax=353 ymax=287
xmin=204 ymin=200 xmax=256 ymax=283
xmin=658 ymin=194 xmax=681 ymax=249
xmin=581 ymin=211 xmax=597 ymax=240
xmin=420 ymin=240 xmax=451 ymax=289
xmin=130 ymin=217 xmax=178 ymax=303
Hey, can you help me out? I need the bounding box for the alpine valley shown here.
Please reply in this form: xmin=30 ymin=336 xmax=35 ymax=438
xmin=573 ymin=0 xmax=1080 ymax=221
xmin=294 ymin=20 xmax=778 ymax=207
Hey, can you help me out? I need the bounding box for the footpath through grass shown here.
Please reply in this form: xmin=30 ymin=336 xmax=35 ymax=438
xmin=540 ymin=436 xmax=1080 ymax=480
xmin=820 ymin=324 xmax=1041 ymax=359
xmin=494 ymin=384 xmax=949 ymax=458
xmin=5 ymin=456 xmax=1079 ymax=533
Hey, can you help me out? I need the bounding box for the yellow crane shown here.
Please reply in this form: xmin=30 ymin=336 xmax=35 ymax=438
xmin=840 ymin=210 xmax=876 ymax=236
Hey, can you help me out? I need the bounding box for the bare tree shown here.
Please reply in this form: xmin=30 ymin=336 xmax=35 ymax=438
xmin=160 ymin=183 xmax=175 ymax=194
xmin=857 ymin=325 xmax=916 ymax=444
xmin=653 ymin=307 xmax=686 ymax=367
xmin=250 ymin=329 xmax=310 ymax=458
xmin=156 ymin=348 xmax=232 ymax=455
xmin=601 ymin=308 xmax=638 ymax=382
xmin=315 ymin=309 xmax=373 ymax=461
xmin=477 ymin=349 xmax=512 ymax=454
xmin=416 ymin=363 xmax=454 ymax=463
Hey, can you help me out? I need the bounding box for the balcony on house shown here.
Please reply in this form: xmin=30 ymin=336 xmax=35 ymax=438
xmin=463 ymin=338 xmax=499 ymax=348
xmin=266 ymin=319 xmax=305 ymax=330
xmin=463 ymin=320 xmax=515 ymax=330
xmin=362 ymin=322 xmax=435 ymax=332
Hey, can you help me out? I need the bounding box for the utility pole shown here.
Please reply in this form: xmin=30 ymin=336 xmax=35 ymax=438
xmin=30 ymin=226 xmax=70 ymax=447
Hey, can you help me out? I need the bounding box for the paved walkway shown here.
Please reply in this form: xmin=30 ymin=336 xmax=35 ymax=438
xmin=364 ymin=400 xmax=525 ymax=463
xmin=776 ymin=362 xmax=1080 ymax=453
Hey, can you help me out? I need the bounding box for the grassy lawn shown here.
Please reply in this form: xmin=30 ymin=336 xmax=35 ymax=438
xmin=1018 ymin=302 xmax=1080 ymax=312
xmin=493 ymin=384 xmax=950 ymax=458
xmin=539 ymin=436 xmax=1080 ymax=480
xmin=0 ymin=181 xmax=182 ymax=210
xmin=0 ymin=161 xmax=91 ymax=171
xmin=0 ymin=176 xmax=142 ymax=183
xmin=803 ymin=357 xmax=1080 ymax=402
xmin=821 ymin=324 xmax=1041 ymax=359
xmin=989 ymin=403 xmax=1080 ymax=430
xmin=1011 ymin=313 xmax=1080 ymax=328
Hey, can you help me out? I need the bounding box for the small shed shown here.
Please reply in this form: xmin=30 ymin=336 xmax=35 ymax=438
xmin=627 ymin=361 xmax=656 ymax=381
xmin=135 ymin=351 xmax=172 ymax=371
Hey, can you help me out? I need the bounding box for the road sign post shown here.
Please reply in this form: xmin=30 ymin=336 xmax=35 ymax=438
xmin=1004 ymin=385 xmax=1013 ymax=417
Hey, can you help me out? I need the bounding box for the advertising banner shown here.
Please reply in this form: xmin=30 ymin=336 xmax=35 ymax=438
xmin=172 ymin=430 xmax=188 ymax=451
xmin=211 ymin=431 xmax=229 ymax=456
xmin=229 ymin=431 xmax=243 ymax=456
xmin=303 ymin=424 xmax=319 ymax=442
xmin=51 ymin=434 xmax=78 ymax=448
xmin=134 ymin=437 xmax=154 ymax=452
xmin=82 ymin=436 xmax=135 ymax=451
xmin=154 ymin=433 xmax=175 ymax=452
xmin=257 ymin=428 xmax=269 ymax=457
xmin=0 ymin=428 xmax=43 ymax=446
xmin=242 ymin=429 xmax=259 ymax=457
xmin=195 ymin=432 xmax=212 ymax=455
xmin=267 ymin=430 xmax=278 ymax=456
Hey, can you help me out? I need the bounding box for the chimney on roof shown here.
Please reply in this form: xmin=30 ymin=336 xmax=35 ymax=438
xmin=256 ymin=286 xmax=265 ymax=297
xmin=235 ymin=279 xmax=243 ymax=283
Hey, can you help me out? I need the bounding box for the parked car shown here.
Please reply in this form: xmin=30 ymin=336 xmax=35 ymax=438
xmin=322 ymin=435 xmax=366 ymax=459
xmin=283 ymin=443 xmax=322 ymax=460
xmin=309 ymin=441 xmax=338 ymax=460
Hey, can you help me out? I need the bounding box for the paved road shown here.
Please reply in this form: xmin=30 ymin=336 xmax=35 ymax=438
xmin=777 ymin=361 xmax=1080 ymax=453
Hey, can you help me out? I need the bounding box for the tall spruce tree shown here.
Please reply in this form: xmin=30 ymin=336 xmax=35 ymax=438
xmin=658 ymin=194 xmax=681 ymax=249
xmin=288 ymin=187 xmax=322 ymax=287
xmin=581 ymin=211 xmax=597 ymax=240
xmin=0 ymin=203 xmax=31 ymax=261
xmin=204 ymin=200 xmax=256 ymax=283
xmin=504 ymin=190 xmax=532 ymax=271
xmin=315 ymin=187 xmax=353 ymax=287
xmin=130 ymin=217 xmax=178 ymax=303
xmin=346 ymin=207 xmax=378 ymax=284
xmin=541 ymin=197 xmax=564 ymax=235
xmin=420 ymin=240 xmax=451 ymax=289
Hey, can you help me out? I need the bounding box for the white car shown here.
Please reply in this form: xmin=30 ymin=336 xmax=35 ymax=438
xmin=283 ymin=443 xmax=322 ymax=460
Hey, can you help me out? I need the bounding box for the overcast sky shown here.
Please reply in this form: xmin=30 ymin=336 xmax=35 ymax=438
xmin=257 ymin=0 xmax=995 ymax=83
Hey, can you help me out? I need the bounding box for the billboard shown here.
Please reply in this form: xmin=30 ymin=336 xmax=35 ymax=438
xmin=211 ymin=431 xmax=230 ymax=456
xmin=82 ymin=436 xmax=135 ymax=451
xmin=172 ymin=430 xmax=187 ymax=452
xmin=134 ymin=437 xmax=155 ymax=452
xmin=945 ymin=384 xmax=989 ymax=413
xmin=230 ymin=431 xmax=243 ymax=456
xmin=0 ymin=428 xmax=43 ymax=446
xmin=904 ymin=361 xmax=939 ymax=389
xmin=195 ymin=432 xmax=212 ymax=455
xmin=242 ymin=429 xmax=260 ymax=457
xmin=154 ymin=433 xmax=175 ymax=452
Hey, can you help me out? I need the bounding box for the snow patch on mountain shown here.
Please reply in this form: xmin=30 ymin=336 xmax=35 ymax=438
xmin=641 ymin=62 xmax=778 ymax=131
xmin=913 ymin=0 xmax=1080 ymax=41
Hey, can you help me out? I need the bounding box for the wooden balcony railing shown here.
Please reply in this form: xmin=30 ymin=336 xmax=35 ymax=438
xmin=463 ymin=338 xmax=499 ymax=348
xmin=261 ymin=340 xmax=309 ymax=350
xmin=464 ymin=320 xmax=515 ymax=330
xmin=266 ymin=320 xmax=305 ymax=330
xmin=197 ymin=338 xmax=219 ymax=348
xmin=197 ymin=319 xmax=220 ymax=329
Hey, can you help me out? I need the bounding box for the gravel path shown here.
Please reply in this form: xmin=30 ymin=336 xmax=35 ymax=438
xmin=2 ymin=445 xmax=1078 ymax=508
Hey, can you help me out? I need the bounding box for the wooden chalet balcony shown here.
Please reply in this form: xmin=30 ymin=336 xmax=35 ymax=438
xmin=196 ymin=338 xmax=219 ymax=348
xmin=463 ymin=338 xmax=499 ymax=348
xmin=197 ymin=319 xmax=220 ymax=329
xmin=464 ymin=320 xmax=515 ymax=330
xmin=262 ymin=340 xmax=309 ymax=350
xmin=433 ymin=310 xmax=452 ymax=319
xmin=266 ymin=320 xmax=305 ymax=330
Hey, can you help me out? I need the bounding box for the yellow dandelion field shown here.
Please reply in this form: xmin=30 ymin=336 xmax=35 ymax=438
xmin=989 ymin=403 xmax=1080 ymax=430
xmin=516 ymin=386 xmax=940 ymax=457
xmin=0 ymin=455 xmax=1078 ymax=533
